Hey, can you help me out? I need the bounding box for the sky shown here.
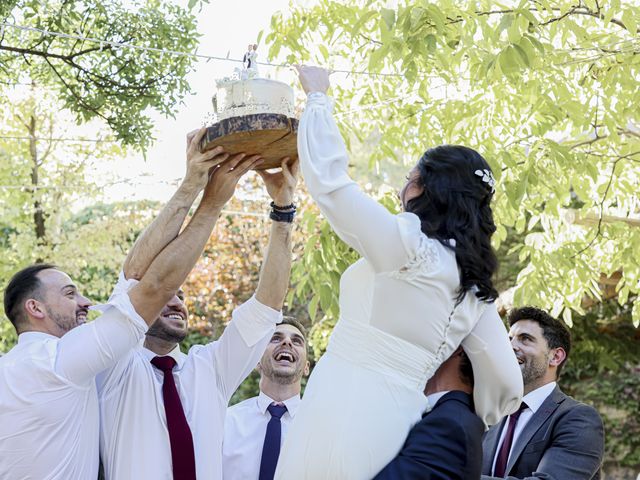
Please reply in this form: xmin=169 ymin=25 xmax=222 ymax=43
xmin=103 ymin=0 xmax=300 ymax=203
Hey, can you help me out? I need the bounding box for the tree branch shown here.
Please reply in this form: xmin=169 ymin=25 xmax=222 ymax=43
xmin=571 ymin=134 xmax=606 ymax=149
xmin=573 ymin=157 xmax=622 ymax=257
xmin=570 ymin=7 xmax=628 ymax=30
xmin=0 ymin=44 xmax=71 ymax=60
xmin=45 ymin=57 xmax=110 ymax=123
xmin=69 ymin=43 xmax=113 ymax=59
xmin=358 ymin=33 xmax=382 ymax=46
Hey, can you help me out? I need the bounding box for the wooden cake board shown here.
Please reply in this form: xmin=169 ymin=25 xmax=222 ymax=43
xmin=200 ymin=113 xmax=298 ymax=170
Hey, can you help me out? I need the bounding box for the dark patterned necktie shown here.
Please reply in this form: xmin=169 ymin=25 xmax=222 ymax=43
xmin=151 ymin=356 xmax=196 ymax=480
xmin=494 ymin=402 xmax=528 ymax=477
xmin=258 ymin=403 xmax=288 ymax=480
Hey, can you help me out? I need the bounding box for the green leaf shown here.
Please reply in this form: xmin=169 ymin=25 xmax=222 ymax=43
xmin=498 ymin=45 xmax=522 ymax=75
xmin=512 ymin=44 xmax=529 ymax=67
xmin=308 ymin=295 xmax=319 ymax=322
xmin=381 ymin=8 xmax=396 ymax=31
xmin=318 ymin=44 xmax=329 ymax=61
xmin=622 ymin=9 xmax=638 ymax=35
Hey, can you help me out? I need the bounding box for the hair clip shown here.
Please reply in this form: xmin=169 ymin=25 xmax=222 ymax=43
xmin=474 ymin=169 xmax=495 ymax=193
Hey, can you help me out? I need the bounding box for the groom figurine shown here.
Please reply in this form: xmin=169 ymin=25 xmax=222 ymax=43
xmin=243 ymin=44 xmax=258 ymax=70
xmin=373 ymin=347 xmax=484 ymax=480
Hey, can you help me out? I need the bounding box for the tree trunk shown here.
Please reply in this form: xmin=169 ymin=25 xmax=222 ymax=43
xmin=27 ymin=115 xmax=47 ymax=256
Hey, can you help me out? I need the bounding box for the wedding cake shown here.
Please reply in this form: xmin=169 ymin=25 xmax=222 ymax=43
xmin=201 ymin=48 xmax=297 ymax=169
xmin=213 ymin=77 xmax=295 ymax=121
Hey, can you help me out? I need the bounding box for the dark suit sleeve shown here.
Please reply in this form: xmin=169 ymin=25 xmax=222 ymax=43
xmin=374 ymin=411 xmax=478 ymax=480
xmin=481 ymin=403 xmax=604 ymax=480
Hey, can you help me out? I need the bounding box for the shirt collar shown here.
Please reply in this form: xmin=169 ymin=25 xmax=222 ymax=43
xmin=17 ymin=331 xmax=58 ymax=344
xmin=426 ymin=390 xmax=450 ymax=409
xmin=141 ymin=343 xmax=185 ymax=369
xmin=523 ymin=381 xmax=556 ymax=413
xmin=257 ymin=391 xmax=302 ymax=418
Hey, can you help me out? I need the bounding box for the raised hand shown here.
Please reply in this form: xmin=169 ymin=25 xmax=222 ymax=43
xmin=202 ymin=153 xmax=264 ymax=208
xmin=256 ymin=157 xmax=300 ymax=207
xmin=184 ymin=127 xmax=230 ymax=191
xmin=295 ymin=65 xmax=331 ymax=95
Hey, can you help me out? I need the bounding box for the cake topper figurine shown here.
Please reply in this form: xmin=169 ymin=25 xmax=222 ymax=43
xmin=241 ymin=44 xmax=259 ymax=79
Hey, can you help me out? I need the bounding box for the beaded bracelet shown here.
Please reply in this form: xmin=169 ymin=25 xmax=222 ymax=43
xmin=270 ymin=201 xmax=296 ymax=212
xmin=269 ymin=209 xmax=296 ymax=223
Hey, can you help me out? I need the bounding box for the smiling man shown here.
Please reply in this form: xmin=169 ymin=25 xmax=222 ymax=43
xmin=481 ymin=306 xmax=605 ymax=479
xmin=95 ymin=131 xmax=299 ymax=480
xmin=0 ymin=128 xmax=245 ymax=479
xmin=222 ymin=317 xmax=310 ymax=480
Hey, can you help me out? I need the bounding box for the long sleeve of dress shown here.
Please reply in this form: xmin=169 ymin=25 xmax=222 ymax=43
xmin=298 ymin=92 xmax=421 ymax=273
xmin=461 ymin=304 xmax=524 ymax=427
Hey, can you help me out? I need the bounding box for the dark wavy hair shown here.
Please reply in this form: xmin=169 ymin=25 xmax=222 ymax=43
xmin=405 ymin=145 xmax=498 ymax=303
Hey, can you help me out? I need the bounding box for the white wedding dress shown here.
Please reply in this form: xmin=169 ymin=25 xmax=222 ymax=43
xmin=274 ymin=93 xmax=523 ymax=480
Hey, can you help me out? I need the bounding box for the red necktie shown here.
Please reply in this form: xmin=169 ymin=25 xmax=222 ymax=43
xmin=494 ymin=402 xmax=528 ymax=477
xmin=151 ymin=356 xmax=196 ymax=480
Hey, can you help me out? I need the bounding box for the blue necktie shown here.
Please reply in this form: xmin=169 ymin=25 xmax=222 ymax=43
xmin=258 ymin=403 xmax=287 ymax=480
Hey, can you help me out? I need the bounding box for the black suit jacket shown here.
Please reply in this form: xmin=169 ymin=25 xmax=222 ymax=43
xmin=374 ymin=391 xmax=484 ymax=480
xmin=481 ymin=386 xmax=604 ymax=480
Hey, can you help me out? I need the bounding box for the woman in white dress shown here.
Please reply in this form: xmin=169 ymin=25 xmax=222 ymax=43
xmin=275 ymin=66 xmax=523 ymax=480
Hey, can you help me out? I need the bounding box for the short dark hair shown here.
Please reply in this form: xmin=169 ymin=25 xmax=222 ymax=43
xmin=458 ymin=350 xmax=474 ymax=387
xmin=508 ymin=306 xmax=572 ymax=378
xmin=4 ymin=263 xmax=57 ymax=330
xmin=281 ymin=316 xmax=307 ymax=341
xmin=280 ymin=315 xmax=311 ymax=360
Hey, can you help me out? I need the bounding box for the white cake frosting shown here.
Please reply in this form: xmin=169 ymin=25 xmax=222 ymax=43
xmin=212 ymin=78 xmax=295 ymax=121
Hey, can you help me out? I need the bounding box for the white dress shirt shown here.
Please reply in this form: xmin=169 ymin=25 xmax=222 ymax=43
xmin=491 ymin=381 xmax=557 ymax=474
xmin=426 ymin=390 xmax=450 ymax=410
xmin=0 ymin=282 xmax=147 ymax=480
xmin=222 ymin=391 xmax=301 ymax=480
xmin=97 ymin=294 xmax=282 ymax=480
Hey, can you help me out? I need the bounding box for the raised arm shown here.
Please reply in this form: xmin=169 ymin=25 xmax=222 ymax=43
xmin=124 ymin=128 xmax=229 ymax=280
xmin=193 ymin=158 xmax=298 ymax=399
xmin=296 ymin=66 xmax=415 ymax=272
xmin=254 ymin=157 xmax=298 ymax=309
xmin=55 ymin=154 xmax=262 ymax=384
xmin=462 ymin=305 xmax=524 ymax=428
xmin=128 ymin=154 xmax=263 ymax=324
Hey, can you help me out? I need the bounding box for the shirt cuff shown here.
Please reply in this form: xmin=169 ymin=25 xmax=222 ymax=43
xmin=232 ymin=295 xmax=282 ymax=346
xmin=90 ymin=271 xmax=148 ymax=333
xmin=306 ymin=92 xmax=334 ymax=111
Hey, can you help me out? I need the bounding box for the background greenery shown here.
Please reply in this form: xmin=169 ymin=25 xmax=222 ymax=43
xmin=1 ymin=0 xmax=638 ymax=476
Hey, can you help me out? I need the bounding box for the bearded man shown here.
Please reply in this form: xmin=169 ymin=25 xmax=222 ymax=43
xmin=222 ymin=317 xmax=310 ymax=480
xmin=96 ymin=128 xmax=299 ymax=480
xmin=481 ymin=307 xmax=605 ymax=479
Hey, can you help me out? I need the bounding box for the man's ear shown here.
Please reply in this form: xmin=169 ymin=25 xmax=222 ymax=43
xmin=548 ymin=347 xmax=566 ymax=368
xmin=256 ymin=362 xmax=263 ymax=374
xmin=24 ymin=298 xmax=46 ymax=321
xmin=303 ymin=361 xmax=310 ymax=377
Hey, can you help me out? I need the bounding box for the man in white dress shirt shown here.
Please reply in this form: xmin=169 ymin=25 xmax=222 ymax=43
xmin=97 ymin=152 xmax=299 ymax=480
xmin=482 ymin=306 xmax=604 ymax=479
xmin=223 ymin=316 xmax=309 ymax=480
xmin=0 ymin=128 xmax=246 ymax=480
